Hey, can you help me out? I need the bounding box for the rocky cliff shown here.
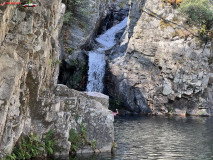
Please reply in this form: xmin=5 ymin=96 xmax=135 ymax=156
xmin=107 ymin=0 xmax=213 ymax=116
xmin=0 ymin=0 xmax=114 ymax=158
xmin=1 ymin=0 xmax=212 ymax=158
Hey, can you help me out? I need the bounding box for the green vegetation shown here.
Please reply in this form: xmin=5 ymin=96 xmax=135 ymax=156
xmin=63 ymin=11 xmax=73 ymax=25
xmin=4 ymin=130 xmax=56 ymax=160
xmin=179 ymin=0 xmax=213 ymax=28
xmin=69 ymin=121 xmax=96 ymax=154
xmin=109 ymin=97 xmax=121 ymax=110
xmin=168 ymin=107 xmax=174 ymax=115
xmin=90 ymin=139 xmax=96 ymax=150
xmin=55 ymin=59 xmax=62 ymax=65
xmin=111 ymin=142 xmax=117 ymax=153
xmin=4 ymin=133 xmax=42 ymax=160
xmin=179 ymin=0 xmax=213 ymax=41
xmin=43 ymin=129 xmax=55 ymax=156
xmin=66 ymin=60 xmax=86 ymax=90
xmin=49 ymin=59 xmax=53 ymax=66
xmin=62 ymin=0 xmax=89 ymax=26
xmin=65 ymin=47 xmax=75 ymax=55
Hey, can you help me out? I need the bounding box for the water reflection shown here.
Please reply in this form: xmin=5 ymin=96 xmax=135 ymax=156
xmin=73 ymin=116 xmax=213 ymax=160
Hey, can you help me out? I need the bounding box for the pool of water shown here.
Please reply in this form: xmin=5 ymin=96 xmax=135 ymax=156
xmin=74 ymin=116 xmax=213 ymax=160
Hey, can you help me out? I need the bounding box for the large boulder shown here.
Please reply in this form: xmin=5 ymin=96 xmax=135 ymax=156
xmin=33 ymin=84 xmax=114 ymax=157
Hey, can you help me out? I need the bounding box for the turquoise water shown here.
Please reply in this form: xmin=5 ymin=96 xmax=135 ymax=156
xmin=74 ymin=116 xmax=213 ymax=160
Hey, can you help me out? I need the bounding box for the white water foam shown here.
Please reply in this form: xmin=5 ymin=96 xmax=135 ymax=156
xmin=86 ymin=17 xmax=128 ymax=92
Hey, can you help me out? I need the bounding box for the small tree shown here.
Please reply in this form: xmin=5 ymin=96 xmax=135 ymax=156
xmin=179 ymin=0 xmax=213 ymax=29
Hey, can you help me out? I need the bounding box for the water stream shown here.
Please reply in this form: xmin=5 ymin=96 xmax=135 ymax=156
xmin=86 ymin=17 xmax=128 ymax=92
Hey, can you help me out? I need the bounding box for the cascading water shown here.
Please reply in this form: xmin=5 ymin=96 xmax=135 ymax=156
xmin=86 ymin=17 xmax=128 ymax=92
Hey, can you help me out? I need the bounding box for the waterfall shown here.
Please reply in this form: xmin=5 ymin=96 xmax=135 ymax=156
xmin=86 ymin=17 xmax=128 ymax=92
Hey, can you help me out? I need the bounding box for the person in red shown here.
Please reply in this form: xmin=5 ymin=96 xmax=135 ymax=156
xmin=113 ymin=109 xmax=119 ymax=116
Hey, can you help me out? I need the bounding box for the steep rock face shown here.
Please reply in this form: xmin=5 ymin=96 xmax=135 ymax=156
xmin=108 ymin=0 xmax=213 ymax=116
xmin=0 ymin=0 xmax=64 ymax=155
xmin=0 ymin=0 xmax=114 ymax=158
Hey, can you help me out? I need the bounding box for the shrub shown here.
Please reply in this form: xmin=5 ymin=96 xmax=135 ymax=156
xmin=179 ymin=0 xmax=213 ymax=28
xmin=4 ymin=130 xmax=56 ymax=160
xmin=4 ymin=133 xmax=42 ymax=160
xmin=63 ymin=12 xmax=73 ymax=25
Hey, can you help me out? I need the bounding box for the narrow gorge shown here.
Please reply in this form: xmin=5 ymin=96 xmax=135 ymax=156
xmin=0 ymin=0 xmax=213 ymax=159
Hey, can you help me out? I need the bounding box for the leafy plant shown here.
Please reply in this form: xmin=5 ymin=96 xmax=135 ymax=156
xmin=69 ymin=121 xmax=96 ymax=154
xmin=4 ymin=133 xmax=42 ymax=160
xmin=69 ymin=128 xmax=80 ymax=152
xmin=4 ymin=130 xmax=56 ymax=160
xmin=90 ymin=139 xmax=96 ymax=150
xmin=43 ymin=129 xmax=56 ymax=156
xmin=198 ymin=25 xmax=209 ymax=42
xmin=3 ymin=153 xmax=16 ymax=160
